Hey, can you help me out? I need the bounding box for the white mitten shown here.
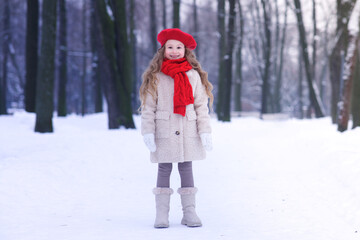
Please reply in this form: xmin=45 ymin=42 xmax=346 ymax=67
xmin=143 ymin=133 xmax=156 ymax=152
xmin=200 ymin=133 xmax=213 ymax=151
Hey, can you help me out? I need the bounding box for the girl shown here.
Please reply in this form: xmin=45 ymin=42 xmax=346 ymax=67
xmin=140 ymin=28 xmax=213 ymax=228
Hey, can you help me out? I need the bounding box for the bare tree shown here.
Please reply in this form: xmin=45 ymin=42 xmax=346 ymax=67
xmin=111 ymin=0 xmax=135 ymax=128
xmin=0 ymin=0 xmax=10 ymax=115
xmin=57 ymin=0 xmax=68 ymax=117
xmin=193 ymin=0 xmax=200 ymax=57
xmin=173 ymin=0 xmax=180 ymax=28
xmin=93 ymin=0 xmax=136 ymax=129
xmin=337 ymin=1 xmax=360 ymax=132
xmin=272 ymin=0 xmax=280 ymax=112
xmin=216 ymin=0 xmax=236 ymax=121
xmin=312 ymin=0 xmax=317 ymax=82
xmin=90 ymin=0 xmax=103 ymax=113
xmin=260 ymin=0 xmax=272 ymax=115
xmin=222 ymin=0 xmax=236 ymax=121
xmin=318 ymin=4 xmax=331 ymax=106
xmin=150 ymin=0 xmax=157 ymax=54
xmin=234 ymin=0 xmax=244 ymax=112
xmin=35 ymin=0 xmax=58 ymax=132
xmin=329 ymin=0 xmax=357 ymax=123
xmin=162 ymin=0 xmax=167 ymax=29
xmin=351 ymin=44 xmax=360 ymax=129
xmin=25 ymin=0 xmax=39 ymax=113
xmin=129 ymin=0 xmax=138 ymax=111
xmin=274 ymin=0 xmax=288 ymax=113
xmin=293 ymin=0 xmax=324 ymax=118
xmin=298 ymin=39 xmax=304 ymax=119
xmin=216 ymin=0 xmax=226 ymax=120
xmin=80 ymin=0 xmax=87 ymax=116
xmin=93 ymin=0 xmax=121 ymax=129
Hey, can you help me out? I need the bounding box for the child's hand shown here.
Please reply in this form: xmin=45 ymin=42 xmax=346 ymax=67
xmin=143 ymin=133 xmax=156 ymax=152
xmin=200 ymin=133 xmax=213 ymax=151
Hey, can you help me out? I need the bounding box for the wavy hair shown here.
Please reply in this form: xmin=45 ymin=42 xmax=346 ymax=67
xmin=139 ymin=47 xmax=213 ymax=111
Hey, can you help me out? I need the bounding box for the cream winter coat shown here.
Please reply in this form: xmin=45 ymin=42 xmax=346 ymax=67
xmin=141 ymin=69 xmax=211 ymax=163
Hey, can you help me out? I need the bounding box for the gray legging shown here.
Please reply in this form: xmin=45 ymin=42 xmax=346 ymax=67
xmin=157 ymin=162 xmax=194 ymax=188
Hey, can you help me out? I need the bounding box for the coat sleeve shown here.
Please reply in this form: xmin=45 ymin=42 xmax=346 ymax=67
xmin=193 ymin=72 xmax=212 ymax=134
xmin=141 ymin=91 xmax=157 ymax=136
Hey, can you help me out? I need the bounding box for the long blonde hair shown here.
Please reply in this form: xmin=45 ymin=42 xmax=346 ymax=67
xmin=139 ymin=47 xmax=214 ymax=110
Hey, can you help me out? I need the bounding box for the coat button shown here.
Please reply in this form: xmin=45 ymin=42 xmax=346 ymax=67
xmin=175 ymin=131 xmax=180 ymax=135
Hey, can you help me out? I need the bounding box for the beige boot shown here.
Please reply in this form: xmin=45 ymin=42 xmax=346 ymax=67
xmin=153 ymin=188 xmax=173 ymax=228
xmin=178 ymin=187 xmax=202 ymax=227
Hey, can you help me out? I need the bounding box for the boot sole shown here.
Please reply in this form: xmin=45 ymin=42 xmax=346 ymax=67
xmin=181 ymin=221 xmax=202 ymax=227
xmin=154 ymin=224 xmax=169 ymax=228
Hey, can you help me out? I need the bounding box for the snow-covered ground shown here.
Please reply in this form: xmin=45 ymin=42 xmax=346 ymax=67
xmin=1 ymin=111 xmax=360 ymax=240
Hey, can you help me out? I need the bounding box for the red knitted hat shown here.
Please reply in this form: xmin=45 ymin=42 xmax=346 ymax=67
xmin=157 ymin=28 xmax=197 ymax=50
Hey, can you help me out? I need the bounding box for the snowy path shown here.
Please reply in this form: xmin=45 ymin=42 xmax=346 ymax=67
xmin=0 ymin=112 xmax=360 ymax=240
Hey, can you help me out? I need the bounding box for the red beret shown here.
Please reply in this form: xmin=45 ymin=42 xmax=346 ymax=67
xmin=157 ymin=28 xmax=197 ymax=50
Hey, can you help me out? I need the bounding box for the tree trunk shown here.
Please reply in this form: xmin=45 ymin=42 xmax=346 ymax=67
xmin=298 ymin=42 xmax=304 ymax=119
xmin=93 ymin=0 xmax=121 ymax=129
xmin=173 ymin=0 xmax=180 ymax=28
xmin=193 ymin=0 xmax=199 ymax=58
xmin=337 ymin=1 xmax=360 ymax=132
xmin=111 ymin=0 xmax=135 ymax=128
xmin=338 ymin=37 xmax=358 ymax=131
xmin=249 ymin=0 xmax=263 ymax=81
xmin=25 ymin=0 xmax=39 ymax=113
xmin=293 ymin=0 xmax=324 ymax=118
xmin=319 ymin=19 xmax=330 ymax=106
xmin=329 ymin=0 xmax=357 ymax=123
xmin=81 ymin=0 xmax=87 ymax=116
xmin=260 ymin=0 xmax=271 ymax=116
xmin=351 ymin=47 xmax=360 ymax=129
xmin=162 ymin=0 xmax=167 ymax=29
xmin=35 ymin=0 xmax=58 ymax=132
xmin=221 ymin=0 xmax=236 ymax=121
xmin=274 ymin=0 xmax=288 ymax=113
xmin=150 ymin=0 xmax=157 ymax=54
xmin=234 ymin=0 xmax=243 ymax=112
xmin=8 ymin=43 xmax=24 ymax=90
xmin=312 ymin=0 xmax=317 ymax=82
xmin=90 ymin=0 xmax=103 ymax=113
xmin=330 ymin=42 xmax=343 ymax=122
xmin=272 ymin=0 xmax=279 ymax=112
xmin=0 ymin=0 xmax=10 ymax=115
xmin=216 ymin=0 xmax=226 ymax=120
xmin=57 ymin=0 xmax=68 ymax=117
xmin=129 ymin=0 xmax=138 ymax=111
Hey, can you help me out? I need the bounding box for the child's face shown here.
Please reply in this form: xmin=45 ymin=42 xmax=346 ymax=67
xmin=164 ymin=39 xmax=185 ymax=60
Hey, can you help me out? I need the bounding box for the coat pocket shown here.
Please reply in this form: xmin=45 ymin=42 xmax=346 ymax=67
xmin=155 ymin=111 xmax=170 ymax=138
xmin=184 ymin=110 xmax=198 ymax=137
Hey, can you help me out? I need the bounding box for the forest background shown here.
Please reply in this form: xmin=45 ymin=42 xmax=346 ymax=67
xmin=0 ymin=0 xmax=359 ymax=133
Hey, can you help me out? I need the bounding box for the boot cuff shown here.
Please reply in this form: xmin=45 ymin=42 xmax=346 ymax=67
xmin=153 ymin=187 xmax=174 ymax=195
xmin=177 ymin=187 xmax=198 ymax=195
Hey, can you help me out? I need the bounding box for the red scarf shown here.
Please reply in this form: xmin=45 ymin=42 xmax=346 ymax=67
xmin=161 ymin=58 xmax=194 ymax=116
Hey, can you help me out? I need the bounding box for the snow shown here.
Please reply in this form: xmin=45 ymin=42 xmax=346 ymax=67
xmin=348 ymin=0 xmax=360 ymax=35
xmin=1 ymin=111 xmax=360 ymax=240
